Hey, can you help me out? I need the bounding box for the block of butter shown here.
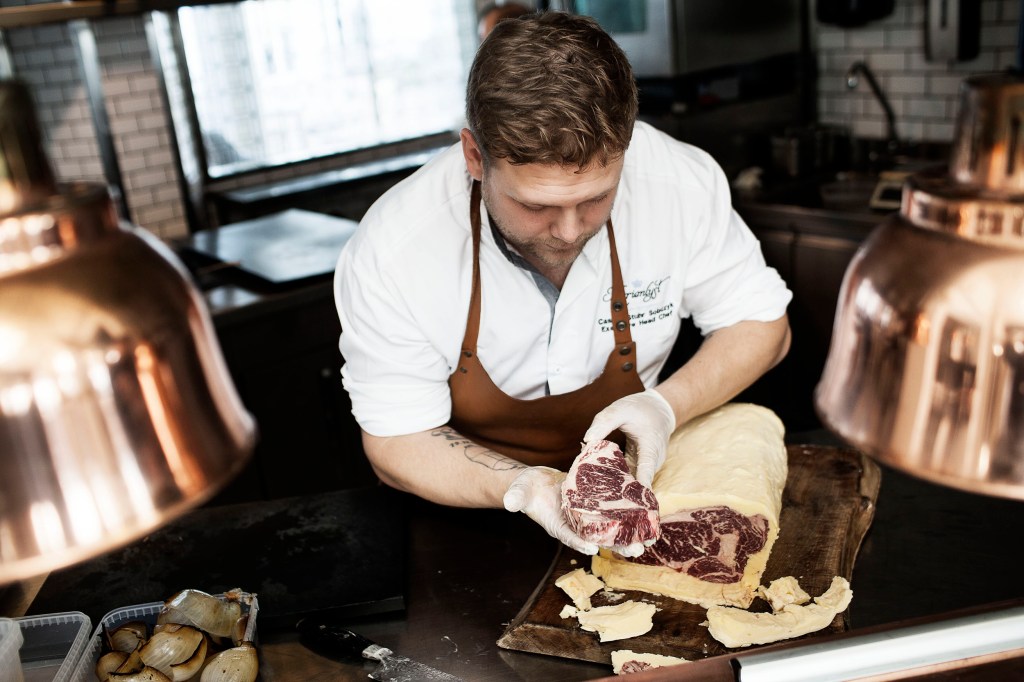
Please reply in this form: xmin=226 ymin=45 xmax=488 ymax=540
xmin=576 ymin=601 xmax=657 ymax=642
xmin=593 ymin=403 xmax=788 ymax=609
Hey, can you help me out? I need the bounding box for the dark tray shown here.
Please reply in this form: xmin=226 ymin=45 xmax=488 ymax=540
xmin=182 ymin=209 xmax=358 ymax=285
xmin=27 ymin=486 xmax=408 ymax=632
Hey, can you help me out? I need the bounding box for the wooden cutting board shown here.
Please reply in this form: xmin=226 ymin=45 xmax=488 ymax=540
xmin=497 ymin=445 xmax=881 ymax=663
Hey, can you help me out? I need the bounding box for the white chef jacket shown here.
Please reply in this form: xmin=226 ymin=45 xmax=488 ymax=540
xmin=335 ymin=121 xmax=792 ymax=437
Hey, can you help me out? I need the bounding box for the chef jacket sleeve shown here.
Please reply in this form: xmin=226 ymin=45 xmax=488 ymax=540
xmin=679 ymin=151 xmax=792 ymax=334
xmin=334 ymin=234 xmax=453 ymax=437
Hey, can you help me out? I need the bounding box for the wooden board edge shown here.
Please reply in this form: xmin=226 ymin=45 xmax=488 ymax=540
xmin=498 ymin=545 xmax=566 ymax=645
xmin=834 ymin=448 xmax=881 ymax=630
xmin=840 ymin=451 xmax=882 ymax=579
xmin=497 ymin=620 xmax=609 ymax=664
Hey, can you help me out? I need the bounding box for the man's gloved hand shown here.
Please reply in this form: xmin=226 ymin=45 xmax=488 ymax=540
xmin=503 ymin=466 xmax=647 ymax=557
xmin=584 ymin=389 xmax=676 ymax=488
xmin=503 ymin=467 xmax=598 ymax=555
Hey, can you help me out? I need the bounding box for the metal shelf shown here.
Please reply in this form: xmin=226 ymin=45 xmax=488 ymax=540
xmin=0 ymin=1 xmax=240 ymax=30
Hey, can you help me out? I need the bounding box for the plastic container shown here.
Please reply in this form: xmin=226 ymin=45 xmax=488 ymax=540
xmin=69 ymin=592 xmax=258 ymax=682
xmin=0 ymin=618 xmax=25 ymax=682
xmin=15 ymin=612 xmax=91 ymax=682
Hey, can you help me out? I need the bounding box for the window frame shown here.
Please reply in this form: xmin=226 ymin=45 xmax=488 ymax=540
xmin=151 ymin=0 xmax=477 ymax=230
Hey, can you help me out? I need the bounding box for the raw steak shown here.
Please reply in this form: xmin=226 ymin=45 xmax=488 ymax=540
xmin=590 ymin=403 xmax=787 ymax=608
xmin=626 ymin=506 xmax=769 ymax=583
xmin=560 ymin=440 xmax=660 ymax=547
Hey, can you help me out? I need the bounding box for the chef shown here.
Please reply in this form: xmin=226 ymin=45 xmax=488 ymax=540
xmin=334 ymin=11 xmax=791 ymax=558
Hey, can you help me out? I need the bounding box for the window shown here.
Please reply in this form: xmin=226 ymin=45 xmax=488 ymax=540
xmin=171 ymin=0 xmax=476 ymax=178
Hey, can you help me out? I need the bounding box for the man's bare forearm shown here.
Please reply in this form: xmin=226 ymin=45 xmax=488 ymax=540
xmin=427 ymin=426 xmax=525 ymax=471
xmin=655 ymin=315 xmax=791 ymax=428
xmin=362 ymin=426 xmax=528 ymax=508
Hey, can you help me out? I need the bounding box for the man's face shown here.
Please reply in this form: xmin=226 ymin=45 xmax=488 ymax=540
xmin=461 ymin=130 xmax=623 ymax=280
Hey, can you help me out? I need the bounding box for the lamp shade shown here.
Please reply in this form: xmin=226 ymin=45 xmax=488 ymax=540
xmin=816 ymin=73 xmax=1024 ymax=499
xmin=0 ymin=81 xmax=256 ymax=583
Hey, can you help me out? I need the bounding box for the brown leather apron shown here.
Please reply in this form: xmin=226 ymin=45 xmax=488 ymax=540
xmin=448 ymin=180 xmax=645 ymax=470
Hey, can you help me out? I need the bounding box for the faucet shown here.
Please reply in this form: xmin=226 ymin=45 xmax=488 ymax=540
xmin=845 ymin=61 xmax=900 ymax=151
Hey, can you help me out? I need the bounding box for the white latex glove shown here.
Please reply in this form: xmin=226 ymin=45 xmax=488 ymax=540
xmin=503 ymin=467 xmax=647 ymax=558
xmin=584 ymin=389 xmax=676 ymax=489
xmin=503 ymin=467 xmax=598 ymax=556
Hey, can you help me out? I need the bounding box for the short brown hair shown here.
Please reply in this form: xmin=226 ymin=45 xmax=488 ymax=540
xmin=466 ymin=11 xmax=638 ymax=170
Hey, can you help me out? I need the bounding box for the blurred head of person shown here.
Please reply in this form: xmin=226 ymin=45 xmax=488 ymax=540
xmin=477 ymin=1 xmax=532 ymax=41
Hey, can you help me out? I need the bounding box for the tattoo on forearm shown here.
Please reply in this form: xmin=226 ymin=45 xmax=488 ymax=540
xmin=431 ymin=427 xmax=527 ymax=471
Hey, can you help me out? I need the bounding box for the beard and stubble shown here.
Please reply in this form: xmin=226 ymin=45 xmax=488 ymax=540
xmin=480 ymin=183 xmax=608 ymax=283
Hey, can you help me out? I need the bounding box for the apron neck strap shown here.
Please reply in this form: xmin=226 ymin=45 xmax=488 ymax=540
xmin=605 ymin=215 xmax=632 ymax=347
xmin=465 ymin=179 xmax=484 ymax=351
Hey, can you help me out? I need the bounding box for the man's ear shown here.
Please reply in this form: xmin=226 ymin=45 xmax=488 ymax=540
xmin=461 ymin=128 xmax=484 ymax=181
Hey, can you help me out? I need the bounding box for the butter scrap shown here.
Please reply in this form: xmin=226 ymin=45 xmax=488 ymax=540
xmin=757 ymin=575 xmax=811 ymax=612
xmin=577 ymin=601 xmax=657 ymax=643
xmin=555 ymin=568 xmax=606 ymax=611
xmin=706 ymin=576 xmax=852 ymax=648
xmin=611 ymin=649 xmax=688 ymax=675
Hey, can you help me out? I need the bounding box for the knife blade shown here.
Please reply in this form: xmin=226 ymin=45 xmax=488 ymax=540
xmin=298 ymin=618 xmax=464 ymax=681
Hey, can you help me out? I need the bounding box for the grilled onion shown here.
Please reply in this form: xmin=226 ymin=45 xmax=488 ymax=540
xmin=107 ymin=667 xmax=171 ymax=681
xmin=114 ymin=646 xmax=144 ymax=675
xmin=107 ymin=621 xmax=147 ymax=653
xmin=170 ymin=633 xmax=207 ymax=681
xmin=229 ymin=616 xmax=249 ymax=648
xmin=158 ymin=590 xmax=242 ymax=639
xmin=95 ymin=651 xmax=129 ymax=679
xmin=97 ymin=590 xmax=255 ymax=682
xmin=198 ymin=642 xmax=258 ymax=682
xmin=139 ymin=625 xmax=203 ymax=678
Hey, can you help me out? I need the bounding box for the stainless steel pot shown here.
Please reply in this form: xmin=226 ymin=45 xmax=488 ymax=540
xmin=816 ymin=72 xmax=1024 ymax=499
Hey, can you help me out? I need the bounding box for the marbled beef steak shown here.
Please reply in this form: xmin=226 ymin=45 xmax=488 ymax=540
xmin=560 ymin=440 xmax=660 ymax=547
xmin=626 ymin=506 xmax=769 ymax=583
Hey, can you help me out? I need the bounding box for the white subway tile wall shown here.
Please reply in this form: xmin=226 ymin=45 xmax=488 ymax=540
xmin=817 ymin=0 xmax=1019 ymax=143
xmin=4 ymin=0 xmax=1022 ymax=239
xmin=97 ymin=17 xmax=186 ymax=236
xmin=6 ymin=19 xmax=105 ymax=182
xmin=6 ymin=2 xmax=188 ymax=239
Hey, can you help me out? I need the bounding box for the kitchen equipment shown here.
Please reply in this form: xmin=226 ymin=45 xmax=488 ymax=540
xmin=15 ymin=611 xmax=90 ymax=682
xmin=182 ymin=208 xmax=357 ymax=286
xmin=817 ymin=173 xmax=880 ymax=211
xmin=770 ymin=124 xmax=852 ymax=178
xmin=27 ymin=486 xmax=407 ymax=631
xmin=816 ymin=0 xmax=894 ymax=27
xmin=0 ymin=80 xmax=255 ymax=584
xmin=867 ymin=170 xmax=908 ymax=210
xmin=734 ymin=602 xmax=1024 ymax=681
xmin=595 ymin=599 xmax=1024 ymax=681
xmin=0 ymin=618 xmax=23 ymax=682
xmin=556 ymin=0 xmax=801 ymax=80
xmin=845 ymin=61 xmax=899 ymax=151
xmin=816 ymin=72 xmax=1024 ymax=500
xmin=499 ymin=446 xmax=879 ymax=663
xmin=298 ymin=621 xmax=463 ymax=681
xmin=926 ymin=0 xmax=981 ymax=62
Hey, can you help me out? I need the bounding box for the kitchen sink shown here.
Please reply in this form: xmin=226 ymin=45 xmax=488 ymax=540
xmin=754 ymin=174 xmax=878 ymax=211
xmin=745 ymin=159 xmax=948 ymax=216
xmin=742 ymin=135 xmax=952 ymax=215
